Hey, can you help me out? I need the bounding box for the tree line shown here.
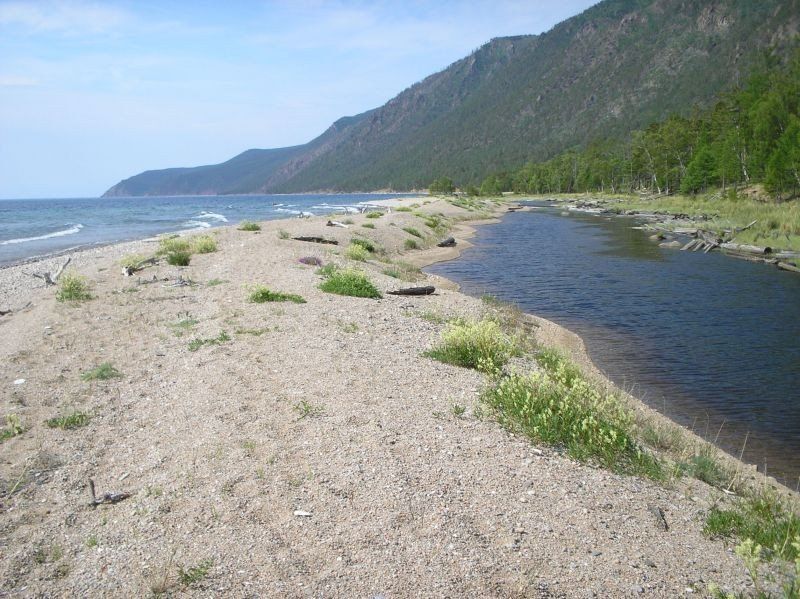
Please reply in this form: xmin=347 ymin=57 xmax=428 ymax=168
xmin=437 ymin=46 xmax=800 ymax=200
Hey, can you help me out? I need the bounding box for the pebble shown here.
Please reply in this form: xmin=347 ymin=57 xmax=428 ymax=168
xmin=13 ymin=378 xmax=25 ymax=385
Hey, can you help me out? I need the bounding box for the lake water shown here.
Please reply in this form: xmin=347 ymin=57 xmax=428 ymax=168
xmin=0 ymin=193 xmax=412 ymax=266
xmin=427 ymin=205 xmax=800 ymax=486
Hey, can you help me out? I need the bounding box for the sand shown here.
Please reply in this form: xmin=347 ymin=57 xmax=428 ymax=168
xmin=0 ymin=197 xmax=784 ymax=596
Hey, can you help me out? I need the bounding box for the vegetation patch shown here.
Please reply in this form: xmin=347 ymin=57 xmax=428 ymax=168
xmin=178 ymin=559 xmax=213 ymax=587
xmin=188 ymin=331 xmax=231 ymax=352
xmin=483 ymin=363 xmax=662 ymax=477
xmin=248 ymin=285 xmax=306 ymax=304
xmin=157 ymin=236 xmax=192 ymax=255
xmin=404 ymin=238 xmax=419 ymax=250
xmin=424 ymin=318 xmax=520 ymax=374
xmin=206 ymin=278 xmax=227 ymax=287
xmin=365 ymin=211 xmax=382 ymax=219
xmin=46 ymin=411 xmax=91 ymax=430
xmin=345 ymin=243 xmax=370 ymax=262
xmin=166 ymin=250 xmax=191 ymax=266
xmin=361 ymin=223 xmax=376 ymax=229
xmin=171 ymin=315 xmax=199 ymax=336
xmin=238 ymin=221 xmax=261 ymax=231
xmin=350 ymin=237 xmax=376 ymax=253
xmin=119 ymin=253 xmax=151 ymax=270
xmin=395 ymin=206 xmax=413 ymax=212
xmin=382 ymin=261 xmax=421 ymax=282
xmin=0 ymin=414 xmax=25 ymax=442
xmin=294 ymin=400 xmax=325 ymax=420
xmin=402 ymin=226 xmax=423 ymax=238
xmin=319 ymin=268 xmax=382 ymax=299
xmin=278 ymin=229 xmax=290 ymax=239
xmin=191 ymin=235 xmax=217 ymax=254
xmin=81 ymin=362 xmax=122 ymax=381
xmin=56 ymin=272 xmax=93 ymax=302
xmin=298 ymin=256 xmax=323 ymax=266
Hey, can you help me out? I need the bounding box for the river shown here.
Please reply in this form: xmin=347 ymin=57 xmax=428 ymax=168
xmin=426 ymin=204 xmax=800 ymax=486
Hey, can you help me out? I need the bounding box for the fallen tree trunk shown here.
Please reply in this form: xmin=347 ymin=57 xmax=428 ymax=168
xmin=30 ymin=256 xmax=71 ymax=285
xmin=387 ymin=286 xmax=435 ymax=296
xmin=777 ymin=261 xmax=800 ymax=274
xmin=719 ymin=243 xmax=773 ymax=255
xmin=292 ymin=236 xmax=339 ymax=245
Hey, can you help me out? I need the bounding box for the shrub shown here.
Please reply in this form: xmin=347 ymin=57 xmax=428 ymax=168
xmin=56 ymin=272 xmax=93 ymax=302
xmin=402 ymin=227 xmax=423 ymax=238
xmin=238 ymin=221 xmax=261 ymax=231
xmin=0 ymin=414 xmax=25 ymax=442
xmin=350 ymin=238 xmax=376 ymax=253
xmin=345 ymin=243 xmax=370 ymax=262
xmin=395 ymin=206 xmax=412 ymax=212
xmin=425 ymin=319 xmax=519 ymax=373
xmin=158 ymin=236 xmax=192 ymax=255
xmin=248 ymin=285 xmax=306 ymax=304
xmin=119 ymin=253 xmax=149 ymax=270
xmin=365 ymin=211 xmax=382 ymax=219
xmin=483 ymin=365 xmax=661 ymax=477
xmin=404 ymin=238 xmax=419 ymax=250
xmin=46 ymin=411 xmax=91 ymax=430
xmin=361 ymin=223 xmax=376 ymax=229
xmin=191 ymin=235 xmax=217 ymax=253
xmin=166 ymin=251 xmax=191 ymax=266
xmin=319 ymin=269 xmax=382 ymax=299
xmin=81 ymin=362 xmax=122 ymax=381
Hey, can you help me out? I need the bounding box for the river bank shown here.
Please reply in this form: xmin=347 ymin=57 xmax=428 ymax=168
xmin=0 ymin=196 xmax=795 ymax=596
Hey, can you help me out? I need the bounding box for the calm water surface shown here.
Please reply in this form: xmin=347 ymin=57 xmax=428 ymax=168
xmin=427 ymin=206 xmax=800 ymax=485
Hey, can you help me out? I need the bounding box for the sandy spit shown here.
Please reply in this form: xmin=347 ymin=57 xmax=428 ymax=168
xmin=0 ymin=197 xmax=773 ymax=597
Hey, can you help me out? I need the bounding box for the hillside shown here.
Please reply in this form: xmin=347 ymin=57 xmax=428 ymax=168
xmin=104 ymin=0 xmax=800 ymax=197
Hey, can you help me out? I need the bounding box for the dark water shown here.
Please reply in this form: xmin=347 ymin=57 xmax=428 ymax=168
xmin=427 ymin=206 xmax=800 ymax=485
xmin=0 ymin=193 xmax=412 ymax=266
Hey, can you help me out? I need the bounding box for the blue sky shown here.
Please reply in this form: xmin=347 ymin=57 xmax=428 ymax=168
xmin=0 ymin=0 xmax=598 ymax=198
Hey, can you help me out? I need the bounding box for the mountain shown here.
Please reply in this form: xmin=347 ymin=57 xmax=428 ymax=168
xmin=104 ymin=0 xmax=799 ymax=197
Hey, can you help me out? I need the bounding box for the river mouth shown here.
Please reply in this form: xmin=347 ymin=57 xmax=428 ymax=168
xmin=426 ymin=205 xmax=800 ymax=487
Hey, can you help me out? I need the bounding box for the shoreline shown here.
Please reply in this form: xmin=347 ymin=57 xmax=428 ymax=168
xmin=0 ymin=195 xmax=795 ymax=595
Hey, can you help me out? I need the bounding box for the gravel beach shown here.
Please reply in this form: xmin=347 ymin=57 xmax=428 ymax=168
xmin=0 ymin=197 xmax=790 ymax=597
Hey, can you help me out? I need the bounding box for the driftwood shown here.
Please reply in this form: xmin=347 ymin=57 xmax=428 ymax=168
xmin=0 ymin=309 xmax=12 ymax=316
xmin=122 ymin=256 xmax=157 ymax=276
xmin=292 ymin=236 xmax=339 ymax=245
xmin=777 ymin=261 xmax=800 ymax=274
xmin=719 ymin=242 xmax=773 ymax=256
xmin=88 ymin=478 xmax=131 ymax=507
xmin=30 ymin=256 xmax=71 ymax=286
xmin=326 ymin=220 xmax=349 ymax=228
xmin=387 ymin=286 xmax=435 ymax=296
xmin=437 ymin=237 xmax=456 ymax=248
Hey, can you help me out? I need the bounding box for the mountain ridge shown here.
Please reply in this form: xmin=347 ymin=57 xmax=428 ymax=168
xmin=103 ymin=0 xmax=799 ymax=197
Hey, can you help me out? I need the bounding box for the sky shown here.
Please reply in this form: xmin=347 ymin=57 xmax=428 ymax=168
xmin=0 ymin=0 xmax=598 ymax=198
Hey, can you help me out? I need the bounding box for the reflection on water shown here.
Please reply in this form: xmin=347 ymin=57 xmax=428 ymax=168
xmin=427 ymin=207 xmax=800 ymax=486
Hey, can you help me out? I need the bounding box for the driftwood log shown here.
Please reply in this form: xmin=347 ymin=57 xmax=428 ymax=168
xmin=437 ymin=237 xmax=456 ymax=248
xmin=122 ymin=256 xmax=157 ymax=276
xmin=326 ymin=220 xmax=349 ymax=228
xmin=88 ymin=478 xmax=131 ymax=507
xmin=719 ymin=243 xmax=773 ymax=255
xmin=387 ymin=286 xmax=435 ymax=296
xmin=30 ymin=256 xmax=71 ymax=286
xmin=292 ymin=236 xmax=339 ymax=245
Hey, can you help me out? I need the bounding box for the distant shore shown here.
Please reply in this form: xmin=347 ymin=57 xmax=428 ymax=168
xmin=0 ymin=195 xmax=794 ymax=595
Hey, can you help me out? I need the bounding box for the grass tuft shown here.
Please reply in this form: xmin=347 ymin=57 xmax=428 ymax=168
xmin=166 ymin=251 xmax=191 ymax=266
xmin=56 ymin=271 xmax=93 ymax=302
xmin=395 ymin=206 xmax=413 ymax=212
xmin=351 ymin=238 xmax=376 ymax=253
xmin=248 ymin=285 xmax=306 ymax=304
xmin=402 ymin=226 xmax=423 ymax=238
xmin=278 ymin=229 xmax=290 ymax=239
xmin=188 ymin=331 xmax=230 ymax=352
xmin=365 ymin=211 xmax=382 ymax=219
xmin=191 ymin=235 xmax=217 ymax=254
xmin=361 ymin=223 xmax=376 ymax=229
xmin=46 ymin=411 xmax=91 ymax=430
xmin=345 ymin=243 xmax=370 ymax=262
xmin=404 ymin=238 xmax=419 ymax=250
xmin=81 ymin=362 xmax=122 ymax=381
xmin=238 ymin=221 xmax=261 ymax=232
xmin=0 ymin=414 xmax=25 ymax=442
xmin=319 ymin=268 xmax=382 ymax=299
xmin=178 ymin=559 xmax=213 ymax=587
xmin=424 ymin=318 xmax=520 ymax=374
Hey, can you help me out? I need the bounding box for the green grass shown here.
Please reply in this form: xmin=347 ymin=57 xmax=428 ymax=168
xmin=382 ymin=260 xmax=421 ymax=282
xmin=345 ymin=243 xmax=370 ymax=262
xmin=404 ymin=238 xmax=419 ymax=250
xmin=157 ymin=236 xmax=191 ymax=254
xmin=191 ymin=235 xmax=217 ymax=254
xmin=677 ymin=445 xmax=735 ymax=488
xmin=395 ymin=206 xmax=413 ymax=212
xmin=361 ymin=223 xmax=376 ymax=229
xmin=536 ymin=348 xmax=581 ymax=387
xmin=188 ymin=331 xmax=231 ymax=352
xmin=248 ymin=285 xmax=306 ymax=304
xmin=365 ymin=211 xmax=382 ymax=219
xmin=483 ymin=365 xmax=662 ymax=478
xmin=81 ymin=362 xmax=122 ymax=381
xmin=350 ymin=237 xmax=376 ymax=253
xmin=294 ymin=400 xmax=325 ymax=420
xmin=234 ymin=327 xmax=271 ymax=336
xmin=46 ymin=411 xmax=91 ymax=430
xmin=616 ymin=193 xmax=800 ymax=251
xmin=424 ymin=318 xmax=520 ymax=374
xmin=178 ymin=559 xmax=213 ymax=587
xmin=119 ymin=253 xmax=150 ymax=270
xmin=278 ymin=229 xmax=290 ymax=239
xmin=206 ymin=278 xmax=227 ymax=287
xmin=402 ymin=226 xmax=423 ymax=238
xmin=319 ymin=268 xmax=382 ymax=299
xmin=705 ymin=491 xmax=800 ymax=562
xmin=0 ymin=414 xmax=25 ymax=442
xmin=166 ymin=251 xmax=191 ymax=266
xmin=316 ymin=263 xmax=339 ymax=278
xmin=56 ymin=272 xmax=93 ymax=302
xmin=171 ymin=315 xmax=199 ymax=336
xmin=238 ymin=221 xmax=261 ymax=231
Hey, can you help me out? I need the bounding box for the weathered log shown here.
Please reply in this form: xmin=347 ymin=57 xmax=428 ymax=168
xmin=387 ymin=286 xmax=435 ymax=296
xmin=777 ymin=261 xmax=800 ymax=274
xmin=326 ymin=220 xmax=349 ymax=228
xmin=122 ymin=256 xmax=157 ymax=276
xmin=437 ymin=237 xmax=456 ymax=247
xmin=719 ymin=243 xmax=772 ymax=255
xmin=673 ymin=227 xmax=699 ymax=235
xmin=88 ymin=478 xmax=131 ymax=507
xmin=30 ymin=256 xmax=72 ymax=285
xmin=292 ymin=236 xmax=339 ymax=245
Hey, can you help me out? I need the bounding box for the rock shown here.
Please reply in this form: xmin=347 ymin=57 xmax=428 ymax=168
xmin=659 ymin=240 xmax=682 ymax=249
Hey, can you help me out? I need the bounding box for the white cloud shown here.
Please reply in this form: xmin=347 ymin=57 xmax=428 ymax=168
xmin=0 ymin=0 xmax=130 ymax=35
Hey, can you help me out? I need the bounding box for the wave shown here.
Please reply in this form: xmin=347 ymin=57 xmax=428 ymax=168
xmin=274 ymin=208 xmax=301 ymax=215
xmin=182 ymin=220 xmax=212 ymax=229
xmin=1 ymin=223 xmax=84 ymax=246
xmin=196 ymin=211 xmax=228 ymax=222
